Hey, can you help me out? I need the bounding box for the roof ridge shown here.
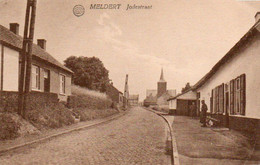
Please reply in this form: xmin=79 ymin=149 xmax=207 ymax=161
xmin=0 ymin=24 xmax=73 ymax=73
xmin=192 ymin=20 xmax=260 ymax=90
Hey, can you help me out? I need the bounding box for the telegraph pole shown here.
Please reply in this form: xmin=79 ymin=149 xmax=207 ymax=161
xmin=123 ymin=74 xmax=129 ymax=108
xmin=18 ymin=0 xmax=37 ymax=118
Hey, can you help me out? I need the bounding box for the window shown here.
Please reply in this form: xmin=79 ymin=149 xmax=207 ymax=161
xmin=32 ymin=65 xmax=40 ymax=90
xmin=212 ymin=84 xmax=224 ymax=114
xmin=60 ymin=74 xmax=65 ymax=94
xmin=235 ymin=77 xmax=241 ymax=114
xmin=43 ymin=69 xmax=50 ymax=92
xmin=211 ymin=74 xmax=246 ymax=116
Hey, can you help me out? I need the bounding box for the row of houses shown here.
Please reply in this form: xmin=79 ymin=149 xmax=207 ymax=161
xmin=168 ymin=13 xmax=260 ymax=133
xmin=0 ymin=22 xmax=127 ymax=108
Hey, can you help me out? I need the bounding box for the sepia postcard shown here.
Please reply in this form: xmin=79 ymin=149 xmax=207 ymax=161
xmin=0 ymin=0 xmax=259 ymax=164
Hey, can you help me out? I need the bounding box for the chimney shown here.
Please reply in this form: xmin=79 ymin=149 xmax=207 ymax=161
xmin=37 ymin=39 xmax=46 ymax=50
xmin=9 ymin=23 xmax=19 ymax=35
xmin=255 ymin=12 xmax=260 ymax=23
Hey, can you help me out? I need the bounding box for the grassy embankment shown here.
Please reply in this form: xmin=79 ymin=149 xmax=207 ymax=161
xmin=0 ymin=85 xmax=118 ymax=140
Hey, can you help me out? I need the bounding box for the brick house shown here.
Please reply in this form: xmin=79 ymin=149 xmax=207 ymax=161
xmin=106 ymin=83 xmax=124 ymax=107
xmin=0 ymin=23 xmax=73 ymax=101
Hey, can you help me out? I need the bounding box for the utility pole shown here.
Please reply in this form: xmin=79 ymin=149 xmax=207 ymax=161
xmin=18 ymin=0 xmax=37 ymax=118
xmin=123 ymin=74 xmax=129 ymax=108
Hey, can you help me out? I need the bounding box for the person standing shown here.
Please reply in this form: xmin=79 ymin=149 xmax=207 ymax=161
xmin=200 ymin=100 xmax=208 ymax=127
xmin=189 ymin=102 xmax=196 ymax=118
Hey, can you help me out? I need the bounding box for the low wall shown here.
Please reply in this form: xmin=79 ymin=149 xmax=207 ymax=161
xmin=210 ymin=114 xmax=228 ymax=127
xmin=0 ymin=91 xmax=58 ymax=112
xmin=210 ymin=113 xmax=259 ymax=134
xmin=229 ymin=116 xmax=259 ymax=134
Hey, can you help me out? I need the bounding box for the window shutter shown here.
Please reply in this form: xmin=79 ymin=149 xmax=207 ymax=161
xmin=230 ymin=79 xmax=234 ymax=115
xmin=234 ymin=79 xmax=237 ymax=114
xmin=216 ymin=86 xmax=219 ymax=113
xmin=240 ymin=74 xmax=246 ymax=115
xmin=219 ymin=83 xmax=224 ymax=114
xmin=210 ymin=89 xmax=213 ymax=113
xmin=213 ymin=88 xmax=216 ymax=113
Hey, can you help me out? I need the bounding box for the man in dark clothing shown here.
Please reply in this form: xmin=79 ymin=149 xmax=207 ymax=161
xmin=200 ymin=100 xmax=208 ymax=127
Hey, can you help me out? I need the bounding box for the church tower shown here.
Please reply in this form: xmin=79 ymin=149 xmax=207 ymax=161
xmin=157 ymin=68 xmax=167 ymax=98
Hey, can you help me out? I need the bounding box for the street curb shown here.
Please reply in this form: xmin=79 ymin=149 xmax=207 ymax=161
xmin=0 ymin=110 xmax=128 ymax=155
xmin=144 ymin=108 xmax=180 ymax=165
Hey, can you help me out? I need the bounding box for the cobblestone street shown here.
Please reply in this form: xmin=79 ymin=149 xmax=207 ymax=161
xmin=0 ymin=107 xmax=171 ymax=165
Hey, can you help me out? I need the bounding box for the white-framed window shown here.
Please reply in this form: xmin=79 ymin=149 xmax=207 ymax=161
xmin=59 ymin=74 xmax=65 ymax=94
xmin=32 ymin=65 xmax=40 ymax=90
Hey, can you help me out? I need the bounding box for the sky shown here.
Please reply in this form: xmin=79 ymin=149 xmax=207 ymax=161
xmin=1 ymin=0 xmax=260 ymax=100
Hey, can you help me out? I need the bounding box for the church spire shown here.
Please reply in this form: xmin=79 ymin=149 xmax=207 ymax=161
xmin=158 ymin=68 xmax=166 ymax=82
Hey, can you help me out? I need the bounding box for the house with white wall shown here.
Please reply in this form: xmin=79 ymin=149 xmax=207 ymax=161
xmin=168 ymin=89 xmax=197 ymax=115
xmin=192 ymin=13 xmax=260 ymax=133
xmin=0 ymin=23 xmax=73 ymax=101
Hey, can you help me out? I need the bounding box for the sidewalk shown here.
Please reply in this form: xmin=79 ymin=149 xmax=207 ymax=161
xmin=0 ymin=110 xmax=128 ymax=155
xmin=172 ymin=116 xmax=260 ymax=165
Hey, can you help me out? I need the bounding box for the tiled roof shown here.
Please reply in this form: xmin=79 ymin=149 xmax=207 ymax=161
xmin=192 ymin=20 xmax=260 ymax=90
xmin=144 ymin=95 xmax=157 ymax=103
xmin=167 ymin=89 xmax=192 ymax=101
xmin=107 ymin=83 xmax=123 ymax=94
xmin=0 ymin=25 xmax=73 ymax=73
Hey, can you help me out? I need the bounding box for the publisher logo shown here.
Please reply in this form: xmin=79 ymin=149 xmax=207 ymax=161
xmin=73 ymin=5 xmax=85 ymax=17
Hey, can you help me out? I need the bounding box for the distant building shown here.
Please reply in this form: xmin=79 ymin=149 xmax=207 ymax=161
xmin=129 ymin=94 xmax=139 ymax=106
xmin=168 ymin=89 xmax=197 ymax=116
xmin=144 ymin=68 xmax=176 ymax=107
xmin=106 ymin=83 xmax=124 ymax=107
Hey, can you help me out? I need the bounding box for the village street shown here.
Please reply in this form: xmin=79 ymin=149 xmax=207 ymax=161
xmin=0 ymin=107 xmax=171 ymax=165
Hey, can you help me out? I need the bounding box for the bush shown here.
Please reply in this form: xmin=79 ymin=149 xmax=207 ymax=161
xmin=68 ymin=85 xmax=112 ymax=110
xmin=71 ymin=85 xmax=108 ymax=99
xmin=27 ymin=103 xmax=75 ymax=130
xmin=0 ymin=113 xmax=21 ymax=140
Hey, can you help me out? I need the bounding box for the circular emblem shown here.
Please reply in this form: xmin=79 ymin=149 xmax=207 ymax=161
xmin=73 ymin=5 xmax=85 ymax=17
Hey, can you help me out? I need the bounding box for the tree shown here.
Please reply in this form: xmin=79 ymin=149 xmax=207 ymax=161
xmin=64 ymin=56 xmax=110 ymax=92
xmin=181 ymin=82 xmax=191 ymax=93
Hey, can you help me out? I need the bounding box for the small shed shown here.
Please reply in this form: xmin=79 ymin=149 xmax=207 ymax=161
xmin=167 ymin=90 xmax=197 ymax=116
